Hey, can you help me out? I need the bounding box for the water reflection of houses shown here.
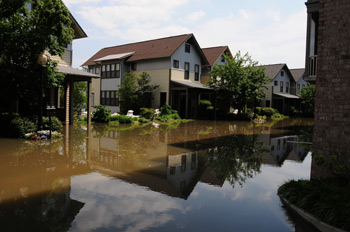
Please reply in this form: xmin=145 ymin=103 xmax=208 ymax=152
xmin=0 ymin=141 xmax=87 ymax=231
xmin=87 ymin=129 xmax=205 ymax=199
xmin=261 ymin=134 xmax=309 ymax=166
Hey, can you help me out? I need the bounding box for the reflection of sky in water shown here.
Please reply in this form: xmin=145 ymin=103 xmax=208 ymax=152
xmin=70 ymin=154 xmax=312 ymax=232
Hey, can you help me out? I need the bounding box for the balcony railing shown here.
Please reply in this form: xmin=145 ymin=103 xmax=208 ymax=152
xmin=309 ymin=55 xmax=317 ymax=77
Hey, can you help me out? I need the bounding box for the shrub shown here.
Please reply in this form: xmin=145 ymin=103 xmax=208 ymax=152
xmin=110 ymin=115 xmax=134 ymax=124
xmin=160 ymin=104 xmax=177 ymax=116
xmin=138 ymin=118 xmax=150 ymax=123
xmin=42 ymin=116 xmax=63 ymax=132
xmin=140 ymin=108 xmax=156 ymax=120
xmin=92 ymin=105 xmax=111 ymax=123
xmin=156 ymin=113 xmax=180 ymax=122
xmin=256 ymin=107 xmax=278 ymax=117
xmin=9 ymin=117 xmax=36 ymax=138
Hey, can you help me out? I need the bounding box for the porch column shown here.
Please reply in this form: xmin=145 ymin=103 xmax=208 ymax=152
xmin=87 ymin=80 xmax=92 ymax=125
xmin=69 ymin=81 xmax=74 ymax=125
xmin=65 ymin=82 xmax=70 ymax=124
xmin=185 ymin=87 xmax=189 ymax=118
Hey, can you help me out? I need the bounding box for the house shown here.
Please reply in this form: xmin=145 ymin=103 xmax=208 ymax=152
xmin=260 ymin=64 xmax=299 ymax=114
xmin=82 ymin=34 xmax=210 ymax=118
xmin=25 ymin=2 xmax=99 ymax=125
xmin=304 ymin=0 xmax=350 ymax=178
xmin=201 ymin=46 xmax=233 ymax=84
xmin=290 ymin=68 xmax=307 ymax=96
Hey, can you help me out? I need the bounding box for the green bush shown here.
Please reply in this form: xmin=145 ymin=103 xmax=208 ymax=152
xmin=156 ymin=113 xmax=180 ymax=122
xmin=160 ymin=104 xmax=177 ymax=116
xmin=92 ymin=105 xmax=111 ymax=123
xmin=42 ymin=116 xmax=63 ymax=132
xmin=138 ymin=117 xmax=150 ymax=123
xmin=110 ymin=115 xmax=134 ymax=123
xmin=9 ymin=117 xmax=36 ymax=138
xmin=256 ymin=107 xmax=278 ymax=117
xmin=140 ymin=108 xmax=156 ymax=119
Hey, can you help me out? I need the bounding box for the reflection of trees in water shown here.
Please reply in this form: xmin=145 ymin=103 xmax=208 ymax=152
xmin=204 ymin=135 xmax=263 ymax=188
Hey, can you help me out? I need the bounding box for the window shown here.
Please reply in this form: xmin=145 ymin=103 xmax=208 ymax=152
xmin=286 ymin=82 xmax=289 ymax=93
xmin=100 ymin=91 xmax=119 ymax=106
xmin=131 ymin=63 xmax=137 ymax=71
xmin=297 ymin=84 xmax=301 ymax=93
xmin=185 ymin=43 xmax=190 ymax=53
xmin=116 ymin=63 xmax=120 ymax=78
xmin=280 ymin=81 xmax=284 ymax=92
xmin=184 ymin=62 xmax=189 ymax=79
xmin=221 ymin=55 xmax=225 ymax=63
xmin=160 ymin=92 xmax=166 ymax=107
xmin=95 ymin=67 xmax=100 ymax=74
xmin=106 ymin=64 xmax=110 ymax=78
xmin=195 ymin=64 xmax=199 ymax=81
xmin=173 ymin=60 xmax=179 ymax=68
xmin=274 ymin=81 xmax=278 ymax=86
xmin=281 ymin=70 xmax=285 ymax=76
xmin=102 ymin=65 xmax=106 ymax=78
xmin=170 ymin=166 xmax=176 ymax=175
xmin=111 ymin=64 xmax=115 ymax=78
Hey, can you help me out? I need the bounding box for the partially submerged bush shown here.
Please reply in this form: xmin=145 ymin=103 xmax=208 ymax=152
xmin=92 ymin=105 xmax=111 ymax=123
xmin=110 ymin=115 xmax=136 ymax=124
xmin=10 ymin=117 xmax=36 ymax=138
xmin=140 ymin=108 xmax=156 ymax=120
xmin=42 ymin=116 xmax=62 ymax=132
xmin=160 ymin=104 xmax=178 ymax=116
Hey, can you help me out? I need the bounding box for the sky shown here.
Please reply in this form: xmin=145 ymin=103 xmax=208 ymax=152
xmin=62 ymin=0 xmax=308 ymax=69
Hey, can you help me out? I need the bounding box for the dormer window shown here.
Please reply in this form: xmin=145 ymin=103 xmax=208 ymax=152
xmin=221 ymin=55 xmax=225 ymax=62
xmin=185 ymin=44 xmax=190 ymax=53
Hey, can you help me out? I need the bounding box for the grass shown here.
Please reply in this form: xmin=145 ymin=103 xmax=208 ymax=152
xmin=278 ymin=179 xmax=350 ymax=231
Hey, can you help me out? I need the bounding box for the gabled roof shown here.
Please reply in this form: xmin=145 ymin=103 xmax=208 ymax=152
xmin=262 ymin=63 xmax=293 ymax=80
xmin=82 ymin=34 xmax=209 ymax=66
xmin=202 ymin=46 xmax=232 ymax=66
xmin=290 ymin=68 xmax=305 ymax=82
xmin=69 ymin=12 xmax=87 ymax=39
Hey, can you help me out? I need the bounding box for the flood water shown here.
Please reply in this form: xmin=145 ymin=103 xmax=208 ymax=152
xmin=0 ymin=118 xmax=318 ymax=232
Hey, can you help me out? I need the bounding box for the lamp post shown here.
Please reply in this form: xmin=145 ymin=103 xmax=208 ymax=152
xmin=37 ymin=52 xmax=47 ymax=131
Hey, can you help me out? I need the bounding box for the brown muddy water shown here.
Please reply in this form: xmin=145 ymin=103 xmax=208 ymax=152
xmin=0 ymin=118 xmax=318 ymax=232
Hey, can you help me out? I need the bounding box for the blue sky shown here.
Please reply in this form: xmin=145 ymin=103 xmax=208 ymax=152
xmin=63 ymin=0 xmax=307 ymax=69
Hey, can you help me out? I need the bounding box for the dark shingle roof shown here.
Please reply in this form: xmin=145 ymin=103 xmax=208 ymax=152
xmin=262 ymin=63 xmax=289 ymax=80
xmin=82 ymin=34 xmax=208 ymax=66
xmin=202 ymin=46 xmax=232 ymax=66
xmin=290 ymin=68 xmax=305 ymax=82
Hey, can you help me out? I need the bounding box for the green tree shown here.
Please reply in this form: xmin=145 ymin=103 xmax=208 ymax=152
xmin=73 ymin=82 xmax=87 ymax=117
xmin=300 ymin=84 xmax=315 ymax=116
xmin=207 ymin=52 xmax=270 ymax=116
xmin=117 ymin=71 xmax=159 ymax=114
xmin=0 ymin=0 xmax=74 ymax=115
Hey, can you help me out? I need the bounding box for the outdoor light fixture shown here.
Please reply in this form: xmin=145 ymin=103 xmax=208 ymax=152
xmin=37 ymin=52 xmax=47 ymax=131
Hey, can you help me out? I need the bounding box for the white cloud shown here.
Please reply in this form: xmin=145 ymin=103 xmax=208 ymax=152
xmin=187 ymin=10 xmax=206 ymax=23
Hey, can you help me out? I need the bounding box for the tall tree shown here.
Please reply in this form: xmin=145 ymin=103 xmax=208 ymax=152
xmin=207 ymin=51 xmax=270 ymax=115
xmin=0 ymin=0 xmax=74 ymax=114
xmin=117 ymin=71 xmax=159 ymax=114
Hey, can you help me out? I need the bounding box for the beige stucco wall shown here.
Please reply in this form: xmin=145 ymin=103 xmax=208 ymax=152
xmin=134 ymin=69 xmax=170 ymax=109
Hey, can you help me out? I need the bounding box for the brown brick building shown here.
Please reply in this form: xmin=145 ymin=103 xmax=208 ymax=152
xmin=305 ymin=0 xmax=350 ymax=177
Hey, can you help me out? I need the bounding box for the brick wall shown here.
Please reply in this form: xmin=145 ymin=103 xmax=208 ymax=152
xmin=312 ymin=0 xmax=350 ymax=178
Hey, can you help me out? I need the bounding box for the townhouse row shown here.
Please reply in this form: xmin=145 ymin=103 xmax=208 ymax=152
xmin=82 ymin=34 xmax=308 ymax=117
